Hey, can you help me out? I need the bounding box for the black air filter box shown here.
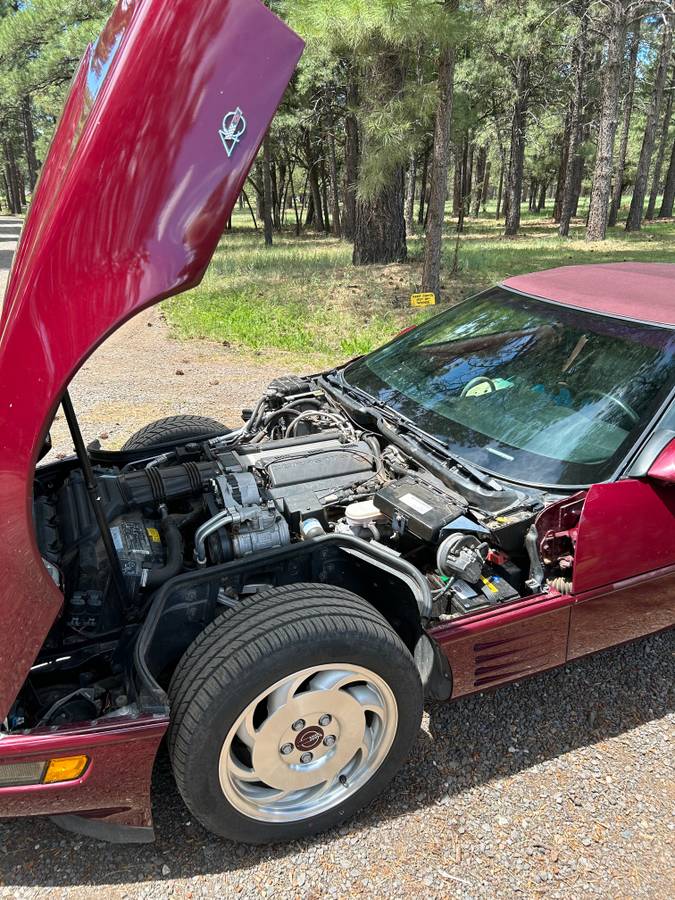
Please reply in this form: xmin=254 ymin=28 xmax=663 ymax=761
xmin=374 ymin=477 xmax=465 ymax=542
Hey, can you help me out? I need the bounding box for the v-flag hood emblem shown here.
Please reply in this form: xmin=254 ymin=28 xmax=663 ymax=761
xmin=220 ymin=107 xmax=247 ymax=157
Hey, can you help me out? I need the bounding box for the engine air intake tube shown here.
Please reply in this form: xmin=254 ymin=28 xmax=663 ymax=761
xmin=118 ymin=461 xmax=219 ymax=507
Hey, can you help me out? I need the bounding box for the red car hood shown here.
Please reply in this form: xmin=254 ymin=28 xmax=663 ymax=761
xmin=0 ymin=0 xmax=303 ymax=718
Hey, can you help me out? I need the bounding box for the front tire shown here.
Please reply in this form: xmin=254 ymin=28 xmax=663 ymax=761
xmin=167 ymin=584 xmax=423 ymax=844
xmin=121 ymin=414 xmax=228 ymax=450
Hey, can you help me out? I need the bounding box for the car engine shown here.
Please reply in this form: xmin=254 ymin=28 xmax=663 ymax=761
xmin=20 ymin=374 xmax=550 ymax=730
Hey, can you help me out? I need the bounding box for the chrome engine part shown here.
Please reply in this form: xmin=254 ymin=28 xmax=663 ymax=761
xmin=197 ymin=471 xmax=291 ymax=565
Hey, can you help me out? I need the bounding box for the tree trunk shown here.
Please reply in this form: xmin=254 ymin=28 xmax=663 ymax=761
xmin=3 ymin=142 xmax=21 ymax=214
xmin=278 ymin=160 xmax=289 ymax=225
xmin=325 ymin=93 xmax=342 ymax=238
xmin=405 ymin=153 xmax=417 ymax=235
xmin=421 ymin=4 xmax=458 ymax=298
xmin=353 ymin=52 xmax=407 ymax=265
xmin=262 ymin=136 xmax=274 ymax=246
xmin=658 ymin=135 xmax=675 ymax=217
xmin=646 ymin=65 xmax=675 ymax=220
xmin=342 ymin=77 xmax=360 ymax=241
xmin=481 ymin=160 xmax=491 ymax=212
xmin=586 ymin=1 xmax=627 ymax=241
xmin=495 ymin=160 xmax=504 ymax=219
xmin=465 ymin=141 xmax=474 ymax=212
xmin=418 ymin=143 xmax=430 ymax=225
xmin=320 ymin=161 xmax=331 ymax=234
xmin=472 ymin=145 xmax=486 ymax=216
xmin=553 ymin=110 xmax=571 ymax=223
xmin=21 ymin=95 xmax=39 ymax=191
xmin=503 ymin=140 xmax=512 ymax=223
xmin=626 ymin=15 xmax=673 ymax=231
xmin=559 ymin=4 xmax=588 ymax=237
xmin=452 ymin=146 xmax=462 ymax=216
xmin=304 ymin=132 xmax=325 ymax=232
xmin=270 ymin=160 xmax=281 ymax=231
xmin=608 ymin=20 xmax=641 ymax=226
xmin=353 ymin=168 xmax=407 ymax=265
xmin=287 ymin=159 xmax=301 ymax=236
xmin=305 ymin=192 xmax=315 ymax=228
xmin=504 ymin=57 xmax=530 ymax=236
xmin=530 ymin=178 xmax=538 ymax=211
xmin=574 ymin=120 xmax=592 ymax=216
xmin=456 ymin=136 xmax=470 ymax=234
xmin=537 ymin=180 xmax=547 ymax=211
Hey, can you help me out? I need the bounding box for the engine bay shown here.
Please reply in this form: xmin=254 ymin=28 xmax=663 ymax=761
xmin=10 ymin=374 xmax=575 ymax=732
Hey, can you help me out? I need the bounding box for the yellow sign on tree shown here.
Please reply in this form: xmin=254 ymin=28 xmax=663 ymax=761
xmin=410 ymin=294 xmax=436 ymax=306
xmin=410 ymin=293 xmax=436 ymax=308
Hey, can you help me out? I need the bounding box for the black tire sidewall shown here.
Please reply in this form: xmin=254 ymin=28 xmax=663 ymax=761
xmin=178 ymin=627 xmax=422 ymax=844
xmin=121 ymin=416 xmax=229 ymax=451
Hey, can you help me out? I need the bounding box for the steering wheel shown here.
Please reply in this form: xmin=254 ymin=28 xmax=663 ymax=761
xmin=461 ymin=376 xmax=497 ymax=398
xmin=577 ymin=389 xmax=639 ymax=425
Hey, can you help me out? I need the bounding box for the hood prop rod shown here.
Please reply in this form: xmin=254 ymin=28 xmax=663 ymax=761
xmin=61 ymin=390 xmax=128 ymax=604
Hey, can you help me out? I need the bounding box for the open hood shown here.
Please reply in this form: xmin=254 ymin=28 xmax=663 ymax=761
xmin=0 ymin=0 xmax=303 ymax=718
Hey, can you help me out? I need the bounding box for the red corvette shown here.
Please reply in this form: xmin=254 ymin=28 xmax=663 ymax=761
xmin=0 ymin=0 xmax=673 ymax=845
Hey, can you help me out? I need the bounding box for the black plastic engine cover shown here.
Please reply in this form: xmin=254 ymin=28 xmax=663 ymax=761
xmin=264 ymin=441 xmax=376 ymax=525
xmin=374 ymin=476 xmax=466 ymax=542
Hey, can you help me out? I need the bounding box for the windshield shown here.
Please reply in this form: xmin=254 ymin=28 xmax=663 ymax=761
xmin=343 ymin=289 xmax=675 ymax=487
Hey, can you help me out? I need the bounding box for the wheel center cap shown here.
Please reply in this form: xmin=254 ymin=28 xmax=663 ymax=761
xmin=294 ymin=725 xmax=324 ymax=752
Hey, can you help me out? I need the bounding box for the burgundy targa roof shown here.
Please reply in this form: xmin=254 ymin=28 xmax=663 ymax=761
xmin=501 ymin=263 xmax=675 ymax=327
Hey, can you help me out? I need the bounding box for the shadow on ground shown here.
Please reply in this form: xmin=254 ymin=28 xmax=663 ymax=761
xmin=0 ymin=629 xmax=672 ymax=889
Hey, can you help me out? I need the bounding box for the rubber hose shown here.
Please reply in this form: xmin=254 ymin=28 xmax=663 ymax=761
xmin=145 ymin=516 xmax=184 ymax=587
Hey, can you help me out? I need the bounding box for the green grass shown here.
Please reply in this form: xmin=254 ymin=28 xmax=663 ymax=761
xmin=165 ymin=202 xmax=675 ymax=362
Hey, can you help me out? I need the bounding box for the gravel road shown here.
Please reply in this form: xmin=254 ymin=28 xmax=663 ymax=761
xmin=1 ymin=217 xmax=674 ymax=899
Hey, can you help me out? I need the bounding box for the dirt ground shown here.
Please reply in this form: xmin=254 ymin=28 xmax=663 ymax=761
xmin=50 ymin=304 xmax=302 ymax=456
xmin=0 ymin=218 xmax=673 ymax=899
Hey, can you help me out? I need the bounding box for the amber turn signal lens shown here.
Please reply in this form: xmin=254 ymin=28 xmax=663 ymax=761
xmin=43 ymin=755 xmax=89 ymax=784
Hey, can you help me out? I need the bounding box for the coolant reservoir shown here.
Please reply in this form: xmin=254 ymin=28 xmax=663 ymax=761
xmin=345 ymin=500 xmax=386 ymax=528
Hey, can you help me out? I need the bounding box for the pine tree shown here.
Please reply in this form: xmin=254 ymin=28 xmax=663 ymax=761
xmin=586 ymin=0 xmax=629 ymax=242
xmin=626 ymin=11 xmax=674 ymax=231
xmin=421 ymin=0 xmax=459 ymax=298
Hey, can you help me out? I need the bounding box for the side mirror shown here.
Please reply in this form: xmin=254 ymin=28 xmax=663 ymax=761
xmin=647 ymin=438 xmax=675 ymax=485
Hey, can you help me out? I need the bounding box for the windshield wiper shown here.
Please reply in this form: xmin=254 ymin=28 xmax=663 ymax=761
xmin=324 ymin=372 xmax=503 ymax=493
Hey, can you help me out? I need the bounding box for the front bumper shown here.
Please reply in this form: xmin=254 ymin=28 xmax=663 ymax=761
xmin=0 ymin=714 xmax=168 ymax=840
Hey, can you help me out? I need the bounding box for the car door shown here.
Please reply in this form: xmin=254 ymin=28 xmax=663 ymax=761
xmin=566 ymin=439 xmax=675 ymax=660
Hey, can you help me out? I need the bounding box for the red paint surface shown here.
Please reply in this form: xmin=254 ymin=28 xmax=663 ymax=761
xmin=572 ymin=479 xmax=675 ymax=594
xmin=502 ymin=263 xmax=675 ymax=326
xmin=648 ymin=438 xmax=675 ymax=484
xmin=0 ymin=0 xmax=303 ymax=720
xmin=568 ymin=567 xmax=675 ymax=659
xmin=430 ymin=592 xmax=572 ymax=698
xmin=0 ymin=716 xmax=167 ymax=827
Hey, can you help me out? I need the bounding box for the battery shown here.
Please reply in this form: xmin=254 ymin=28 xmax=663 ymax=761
xmin=449 ymin=579 xmax=494 ymax=615
xmin=479 ymin=574 xmax=520 ymax=603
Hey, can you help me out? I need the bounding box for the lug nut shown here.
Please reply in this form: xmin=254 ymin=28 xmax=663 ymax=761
xmin=280 ymin=743 xmax=294 ymax=756
xmin=292 ymin=719 xmax=306 ymax=732
xmin=323 ymin=734 xmax=336 ymax=747
xmin=318 ymin=714 xmax=332 ymax=727
xmin=300 ymin=752 xmax=313 ymax=764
